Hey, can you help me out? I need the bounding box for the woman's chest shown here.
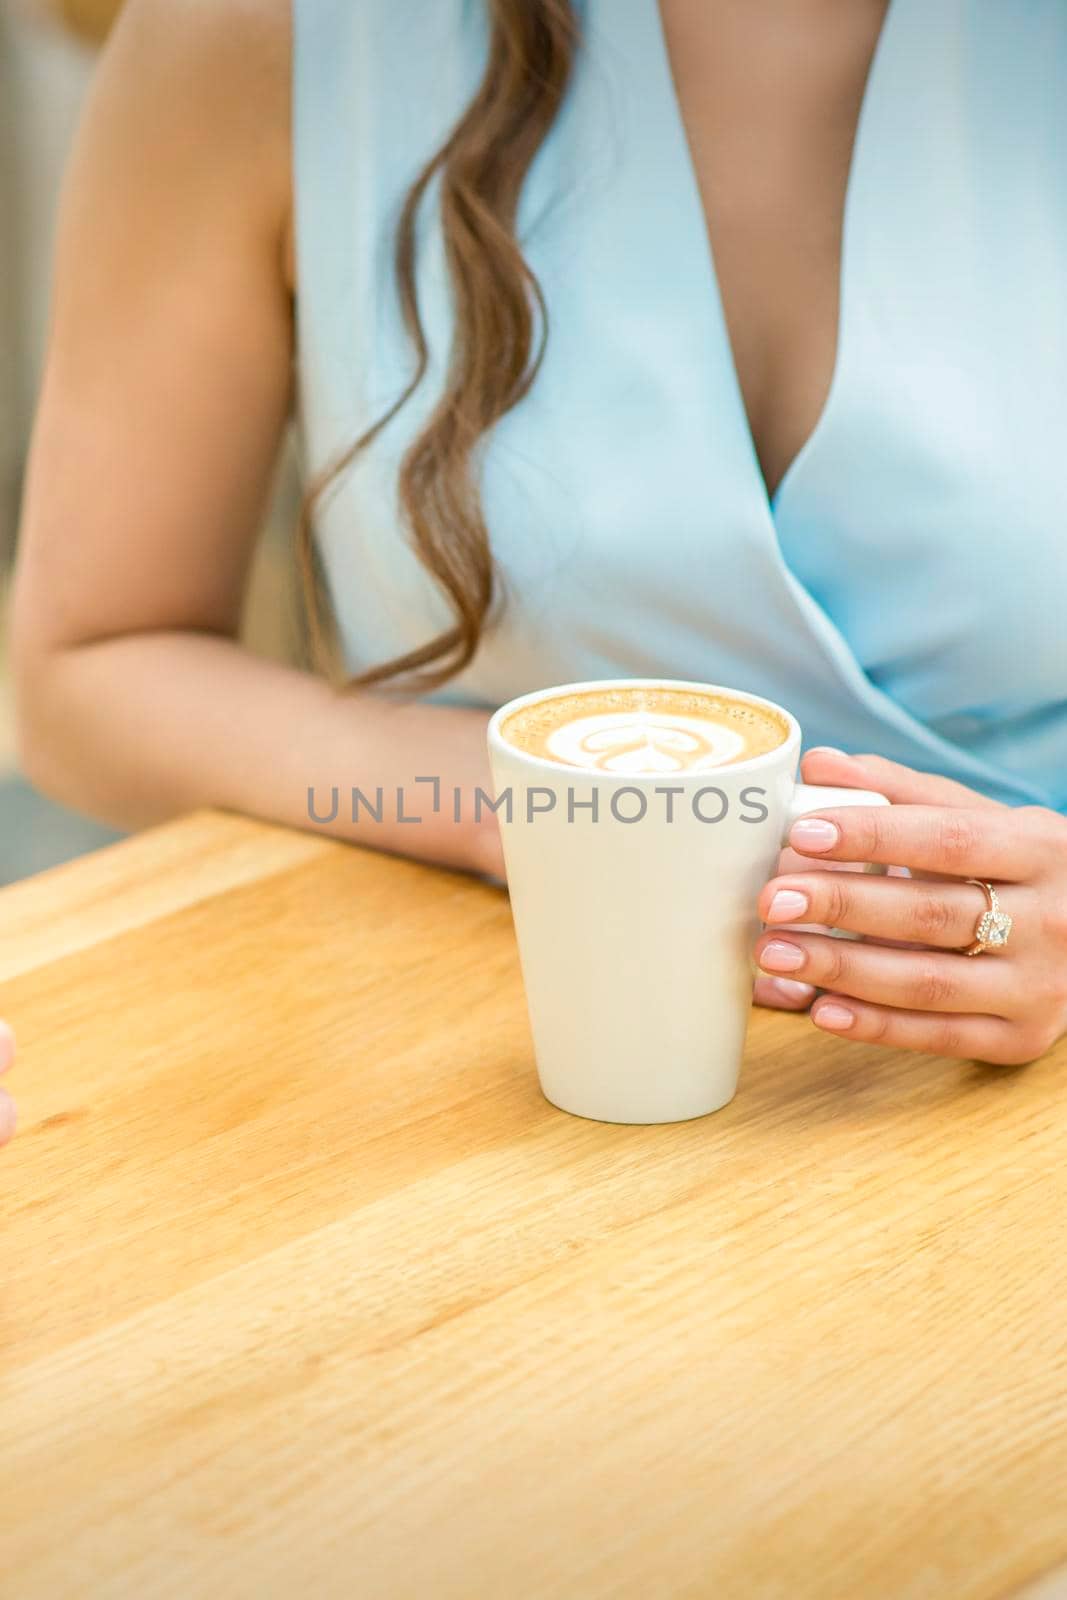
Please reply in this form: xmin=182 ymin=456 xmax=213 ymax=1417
xmin=657 ymin=0 xmax=892 ymax=503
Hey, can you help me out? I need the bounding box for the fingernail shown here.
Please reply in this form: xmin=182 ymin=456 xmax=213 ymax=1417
xmin=789 ymin=818 xmax=840 ymax=853
xmin=806 ymin=746 xmax=849 ymax=758
xmin=759 ymin=939 xmax=806 ymax=974
xmin=767 ymin=889 xmax=809 ymax=922
xmin=767 ymin=977 xmax=816 ymax=1005
xmin=0 ymin=1025 xmax=14 ymax=1072
xmin=814 ymin=1002 xmax=855 ymax=1031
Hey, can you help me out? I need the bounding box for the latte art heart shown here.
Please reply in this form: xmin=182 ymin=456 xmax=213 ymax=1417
xmin=501 ymin=686 xmax=789 ymax=774
xmin=547 ymin=713 xmax=745 ymax=774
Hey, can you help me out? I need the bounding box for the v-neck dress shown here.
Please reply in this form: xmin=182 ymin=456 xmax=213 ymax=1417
xmin=292 ymin=0 xmax=1067 ymax=810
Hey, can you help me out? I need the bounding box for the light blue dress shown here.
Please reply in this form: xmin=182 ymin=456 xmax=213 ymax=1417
xmin=292 ymin=0 xmax=1067 ymax=810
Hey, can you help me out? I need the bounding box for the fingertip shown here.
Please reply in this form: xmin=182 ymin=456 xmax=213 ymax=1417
xmin=756 ymin=879 xmax=779 ymax=920
xmin=0 ymin=1021 xmax=14 ymax=1074
xmin=811 ymin=1000 xmax=857 ymax=1032
xmin=754 ymin=975 xmax=817 ymax=1011
xmin=802 ymin=746 xmax=859 ymax=771
xmin=800 ymin=748 xmax=866 ymax=785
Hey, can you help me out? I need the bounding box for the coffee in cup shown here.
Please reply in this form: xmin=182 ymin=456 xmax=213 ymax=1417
xmin=500 ymin=685 xmax=788 ymax=775
xmin=488 ymin=677 xmax=890 ymax=1125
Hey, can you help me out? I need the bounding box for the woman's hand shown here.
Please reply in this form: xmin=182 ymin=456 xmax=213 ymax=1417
xmin=753 ymin=748 xmax=1067 ymax=1064
xmin=0 ymin=1022 xmax=15 ymax=1147
xmin=752 ymin=837 xmax=881 ymax=1013
xmin=752 ymin=758 xmax=903 ymax=1013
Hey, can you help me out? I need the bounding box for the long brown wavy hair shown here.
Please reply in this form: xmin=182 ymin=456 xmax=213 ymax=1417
xmin=295 ymin=0 xmax=581 ymax=691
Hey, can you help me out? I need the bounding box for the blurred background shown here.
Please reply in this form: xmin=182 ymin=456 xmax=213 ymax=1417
xmin=0 ymin=0 xmax=302 ymax=884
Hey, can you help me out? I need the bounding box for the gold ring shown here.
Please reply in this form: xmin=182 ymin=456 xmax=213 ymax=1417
xmin=959 ymin=879 xmax=1012 ymax=956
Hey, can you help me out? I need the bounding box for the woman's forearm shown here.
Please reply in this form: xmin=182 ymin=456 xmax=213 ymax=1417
xmin=17 ymin=631 xmax=503 ymax=875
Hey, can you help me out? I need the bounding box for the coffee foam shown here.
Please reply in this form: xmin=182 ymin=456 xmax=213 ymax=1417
xmin=501 ymin=686 xmax=788 ymax=774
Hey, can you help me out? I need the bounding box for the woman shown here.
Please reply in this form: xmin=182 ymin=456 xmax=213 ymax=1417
xmin=3 ymin=0 xmax=1066 ymax=1149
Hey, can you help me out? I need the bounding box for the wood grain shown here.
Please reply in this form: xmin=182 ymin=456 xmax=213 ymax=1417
xmin=0 ymin=808 xmax=330 ymax=982
xmin=1013 ymin=1568 xmax=1067 ymax=1600
xmin=2 ymin=810 xmax=1065 ymax=1599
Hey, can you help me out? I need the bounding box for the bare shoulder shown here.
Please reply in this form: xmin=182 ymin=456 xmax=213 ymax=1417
xmin=85 ymin=0 xmax=292 ymax=267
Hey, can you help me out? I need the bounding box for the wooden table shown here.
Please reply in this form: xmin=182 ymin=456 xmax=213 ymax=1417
xmin=2 ymin=810 xmax=1066 ymax=1600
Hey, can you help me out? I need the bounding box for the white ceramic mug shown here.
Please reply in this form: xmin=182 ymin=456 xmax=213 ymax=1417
xmin=487 ymin=678 xmax=889 ymax=1125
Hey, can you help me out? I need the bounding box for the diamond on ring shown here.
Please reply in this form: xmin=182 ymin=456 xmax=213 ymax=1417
xmin=961 ymin=880 xmax=1012 ymax=956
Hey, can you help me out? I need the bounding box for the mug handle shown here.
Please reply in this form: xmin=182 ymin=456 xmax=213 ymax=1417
xmin=784 ymin=782 xmax=891 ymax=942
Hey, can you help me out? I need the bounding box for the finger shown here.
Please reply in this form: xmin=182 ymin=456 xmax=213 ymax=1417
xmin=754 ymin=928 xmax=1017 ymax=1015
xmin=759 ymin=873 xmax=1028 ymax=953
xmin=0 ymin=1087 xmax=15 ymax=1145
xmin=787 ymin=803 xmax=1045 ymax=883
xmin=753 ymin=973 xmax=817 ymax=1011
xmin=809 ymin=996 xmax=1050 ymax=1066
xmin=775 ymin=844 xmax=909 ymax=880
xmin=801 ymin=748 xmax=1004 ymax=810
xmin=0 ymin=1021 xmax=15 ymax=1075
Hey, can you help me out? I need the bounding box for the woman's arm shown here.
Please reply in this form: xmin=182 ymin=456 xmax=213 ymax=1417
xmin=11 ymin=0 xmax=502 ymax=878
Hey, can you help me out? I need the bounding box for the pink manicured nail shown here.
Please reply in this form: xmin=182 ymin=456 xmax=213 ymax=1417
xmin=789 ymin=818 xmax=840 ymax=853
xmin=759 ymin=939 xmax=806 ymax=974
xmin=806 ymin=746 xmax=849 ymax=758
xmin=0 ymin=1024 xmax=14 ymax=1072
xmin=767 ymin=889 xmax=809 ymax=922
xmin=814 ymin=1003 xmax=855 ymax=1031
xmin=766 ymin=978 xmax=816 ymax=1005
